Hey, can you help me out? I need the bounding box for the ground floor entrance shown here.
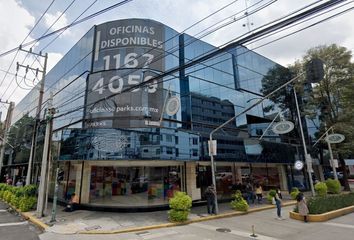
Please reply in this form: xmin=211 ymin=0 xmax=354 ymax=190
xmin=49 ymin=160 xmax=307 ymax=210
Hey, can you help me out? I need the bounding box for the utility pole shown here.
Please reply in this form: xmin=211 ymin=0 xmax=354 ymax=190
xmin=0 ymin=101 xmax=15 ymax=178
xmin=18 ymin=47 xmax=48 ymax=186
xmin=36 ymin=94 xmax=54 ymax=217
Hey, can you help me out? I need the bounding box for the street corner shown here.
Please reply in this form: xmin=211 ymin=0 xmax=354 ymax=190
xmin=19 ymin=211 xmax=50 ymax=231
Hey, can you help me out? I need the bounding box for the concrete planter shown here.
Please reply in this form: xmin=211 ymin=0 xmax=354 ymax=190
xmin=289 ymin=205 xmax=354 ymax=222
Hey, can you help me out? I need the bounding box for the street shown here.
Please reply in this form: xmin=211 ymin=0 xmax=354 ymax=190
xmin=39 ymin=206 xmax=354 ymax=240
xmin=0 ymin=201 xmax=40 ymax=240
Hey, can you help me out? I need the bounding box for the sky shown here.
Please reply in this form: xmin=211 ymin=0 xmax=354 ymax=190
xmin=0 ymin=0 xmax=353 ymax=121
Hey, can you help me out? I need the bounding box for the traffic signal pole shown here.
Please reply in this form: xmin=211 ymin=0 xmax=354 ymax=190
xmin=50 ymin=167 xmax=59 ymax=222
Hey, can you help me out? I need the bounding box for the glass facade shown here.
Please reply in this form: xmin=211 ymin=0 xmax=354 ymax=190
xmin=7 ymin=18 xmax=312 ymax=209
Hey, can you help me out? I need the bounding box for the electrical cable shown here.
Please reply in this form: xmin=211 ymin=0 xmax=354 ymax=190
xmin=52 ymin=2 xmax=353 ymax=122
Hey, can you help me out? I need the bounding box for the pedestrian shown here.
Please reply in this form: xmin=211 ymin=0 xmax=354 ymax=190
xmin=255 ymin=183 xmax=263 ymax=204
xmin=296 ymin=192 xmax=309 ymax=222
xmin=64 ymin=193 xmax=79 ymax=212
xmin=204 ymin=184 xmax=216 ymax=214
xmin=276 ymin=188 xmax=282 ymax=199
xmin=16 ymin=179 xmax=23 ymax=187
xmin=274 ymin=189 xmax=283 ymax=220
xmin=246 ymin=182 xmax=254 ymax=204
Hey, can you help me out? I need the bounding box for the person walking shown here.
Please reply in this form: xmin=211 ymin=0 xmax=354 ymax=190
xmin=274 ymin=189 xmax=283 ymax=220
xmin=297 ymin=192 xmax=309 ymax=222
xmin=255 ymin=183 xmax=263 ymax=204
xmin=204 ymin=184 xmax=217 ymax=215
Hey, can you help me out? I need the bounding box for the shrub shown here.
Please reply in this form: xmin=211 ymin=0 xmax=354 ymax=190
xmin=22 ymin=185 xmax=37 ymax=197
xmin=4 ymin=190 xmax=13 ymax=203
xmin=307 ymin=193 xmax=354 ymax=214
xmin=314 ymin=182 xmax=327 ymax=197
xmin=19 ymin=197 xmax=37 ymax=212
xmin=168 ymin=191 xmax=192 ymax=222
xmin=325 ymin=179 xmax=341 ymax=194
xmin=230 ymin=190 xmax=248 ymax=212
xmin=290 ymin=187 xmax=300 ymax=200
xmin=168 ymin=209 xmax=189 ymax=222
xmin=10 ymin=195 xmax=20 ymax=208
xmin=267 ymin=189 xmax=276 ymax=203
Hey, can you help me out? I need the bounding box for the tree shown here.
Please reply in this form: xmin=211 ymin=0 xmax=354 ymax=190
xmin=302 ymin=44 xmax=354 ymax=190
xmin=6 ymin=115 xmax=35 ymax=163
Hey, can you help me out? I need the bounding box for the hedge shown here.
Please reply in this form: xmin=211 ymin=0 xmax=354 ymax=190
xmin=307 ymin=193 xmax=354 ymax=214
xmin=0 ymin=183 xmax=37 ymax=212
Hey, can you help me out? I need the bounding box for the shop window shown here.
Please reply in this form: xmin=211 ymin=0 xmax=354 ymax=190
xmin=89 ymin=166 xmax=181 ymax=207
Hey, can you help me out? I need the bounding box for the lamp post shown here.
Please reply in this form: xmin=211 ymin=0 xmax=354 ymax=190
xmin=209 ymin=74 xmax=305 ymax=214
xmin=293 ymin=88 xmax=315 ymax=196
xmin=312 ymin=126 xmax=345 ymax=181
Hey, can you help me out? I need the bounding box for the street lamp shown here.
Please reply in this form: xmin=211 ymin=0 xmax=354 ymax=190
xmin=312 ymin=126 xmax=345 ymax=181
xmin=209 ymin=59 xmax=324 ymax=211
xmin=209 ymin=73 xmax=309 ymax=214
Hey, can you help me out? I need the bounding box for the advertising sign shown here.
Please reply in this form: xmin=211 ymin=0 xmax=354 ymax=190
xmin=85 ymin=19 xmax=165 ymax=128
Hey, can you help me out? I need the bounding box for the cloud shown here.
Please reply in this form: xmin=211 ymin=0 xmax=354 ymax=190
xmin=47 ymin=52 xmax=63 ymax=72
xmin=0 ymin=0 xmax=36 ymax=120
xmin=44 ymin=11 xmax=71 ymax=36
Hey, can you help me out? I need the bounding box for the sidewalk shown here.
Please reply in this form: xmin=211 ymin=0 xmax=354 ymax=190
xmin=21 ymin=193 xmax=297 ymax=235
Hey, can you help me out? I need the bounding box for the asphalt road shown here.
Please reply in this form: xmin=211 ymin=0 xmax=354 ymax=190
xmin=0 ymin=201 xmax=41 ymax=240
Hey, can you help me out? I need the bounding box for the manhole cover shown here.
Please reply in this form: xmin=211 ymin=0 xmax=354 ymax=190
xmin=85 ymin=225 xmax=101 ymax=231
xmin=216 ymin=228 xmax=231 ymax=233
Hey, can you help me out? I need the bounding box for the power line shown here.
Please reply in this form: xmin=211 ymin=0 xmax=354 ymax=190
xmin=0 ymin=0 xmax=78 ymax=100
xmin=9 ymin=0 xmax=253 ymax=120
xmin=52 ymin=1 xmax=352 ymax=122
xmin=0 ymin=0 xmax=56 ymax=111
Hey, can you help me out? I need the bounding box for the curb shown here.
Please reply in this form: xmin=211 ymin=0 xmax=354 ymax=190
xmin=0 ymin=200 xmax=50 ymax=231
xmin=3 ymin=200 xmax=296 ymax=235
xmin=20 ymin=211 xmax=50 ymax=231
xmin=79 ymin=201 xmax=297 ymax=235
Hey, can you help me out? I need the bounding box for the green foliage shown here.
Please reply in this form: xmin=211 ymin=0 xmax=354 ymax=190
xmin=230 ymin=191 xmax=249 ymax=212
xmin=10 ymin=195 xmax=20 ymax=208
xmin=307 ymin=193 xmax=354 ymax=214
xmin=22 ymin=185 xmax=38 ymax=197
xmin=290 ymin=187 xmax=300 ymax=200
xmin=314 ymin=182 xmax=327 ymax=197
xmin=267 ymin=189 xmax=276 ymax=203
xmin=169 ymin=191 xmax=192 ymax=211
xmin=0 ymin=184 xmax=37 ymax=211
xmin=325 ymin=179 xmax=341 ymax=194
xmin=168 ymin=192 xmax=192 ymax=222
xmin=168 ymin=209 xmax=189 ymax=222
xmin=4 ymin=190 xmax=13 ymax=203
xmin=19 ymin=197 xmax=37 ymax=212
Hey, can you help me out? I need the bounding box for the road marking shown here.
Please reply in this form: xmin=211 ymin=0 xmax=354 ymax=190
xmin=323 ymin=222 xmax=354 ymax=229
xmin=192 ymin=223 xmax=281 ymax=240
xmin=0 ymin=210 xmax=7 ymax=212
xmin=0 ymin=221 xmax=28 ymax=227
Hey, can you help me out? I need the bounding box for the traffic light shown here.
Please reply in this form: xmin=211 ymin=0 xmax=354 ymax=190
xmin=306 ymin=58 xmax=324 ymax=83
xmin=57 ymin=169 xmax=64 ymax=182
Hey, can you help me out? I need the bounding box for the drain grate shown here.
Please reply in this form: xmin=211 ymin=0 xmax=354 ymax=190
xmin=216 ymin=228 xmax=231 ymax=233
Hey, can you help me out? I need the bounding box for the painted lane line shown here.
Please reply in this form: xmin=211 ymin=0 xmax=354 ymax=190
xmin=0 ymin=210 xmax=7 ymax=212
xmin=0 ymin=221 xmax=28 ymax=227
xmin=192 ymin=223 xmax=281 ymax=240
xmin=323 ymin=222 xmax=354 ymax=229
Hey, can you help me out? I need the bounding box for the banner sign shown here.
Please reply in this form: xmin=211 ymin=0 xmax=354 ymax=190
xmin=85 ymin=19 xmax=165 ymax=128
